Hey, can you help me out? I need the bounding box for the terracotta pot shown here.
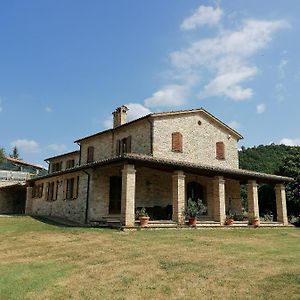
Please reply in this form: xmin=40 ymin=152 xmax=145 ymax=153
xmin=226 ymin=218 xmax=234 ymax=225
xmin=252 ymin=219 xmax=260 ymax=227
xmin=189 ymin=217 xmax=197 ymax=226
xmin=139 ymin=216 xmax=150 ymax=227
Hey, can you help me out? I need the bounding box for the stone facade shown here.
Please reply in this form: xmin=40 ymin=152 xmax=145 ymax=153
xmin=80 ymin=119 xmax=151 ymax=164
xmin=152 ymin=112 xmax=239 ymax=169
xmin=48 ymin=151 xmax=80 ymax=173
xmin=26 ymin=171 xmax=88 ymax=224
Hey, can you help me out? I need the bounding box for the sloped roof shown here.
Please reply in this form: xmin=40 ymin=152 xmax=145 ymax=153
xmin=27 ymin=153 xmax=293 ymax=184
xmin=4 ymin=156 xmax=45 ymax=170
xmin=44 ymin=150 xmax=80 ymax=162
xmin=74 ymin=107 xmax=243 ymax=143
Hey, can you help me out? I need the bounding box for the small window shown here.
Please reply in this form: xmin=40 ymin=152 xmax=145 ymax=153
xmin=87 ymin=146 xmax=94 ymax=163
xmin=52 ymin=162 xmax=62 ymax=172
xmin=64 ymin=176 xmax=79 ymax=200
xmin=66 ymin=159 xmax=75 ymax=169
xmin=172 ymin=132 xmax=183 ymax=152
xmin=32 ymin=183 xmax=44 ymax=199
xmin=216 ymin=142 xmax=225 ymax=160
xmin=46 ymin=181 xmax=58 ymax=201
xmin=116 ymin=136 xmax=132 ymax=155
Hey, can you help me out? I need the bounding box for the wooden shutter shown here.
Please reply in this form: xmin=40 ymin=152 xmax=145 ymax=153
xmin=172 ymin=132 xmax=183 ymax=152
xmin=63 ymin=179 xmax=67 ymax=200
xmin=87 ymin=146 xmax=94 ymax=163
xmin=216 ymin=142 xmax=225 ymax=159
xmin=73 ymin=177 xmax=79 ymax=198
xmin=115 ymin=140 xmax=120 ymax=155
xmin=125 ymin=136 xmax=132 ymax=153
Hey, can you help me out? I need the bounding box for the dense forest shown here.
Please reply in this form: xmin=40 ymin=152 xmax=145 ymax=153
xmin=239 ymin=144 xmax=300 ymax=218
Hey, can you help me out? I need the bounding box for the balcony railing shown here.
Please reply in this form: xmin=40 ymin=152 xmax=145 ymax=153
xmin=0 ymin=170 xmax=30 ymax=181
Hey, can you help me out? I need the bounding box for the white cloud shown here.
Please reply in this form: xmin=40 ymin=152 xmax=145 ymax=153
xmin=228 ymin=121 xmax=241 ymax=130
xmin=256 ymin=103 xmax=266 ymax=114
xmin=45 ymin=106 xmax=53 ymax=113
xmin=126 ymin=103 xmax=151 ymax=121
xmin=278 ymin=59 xmax=288 ymax=79
xmin=47 ymin=144 xmax=67 ymax=153
xmin=10 ymin=139 xmax=40 ymax=154
xmin=279 ymin=138 xmax=300 ymax=146
xmin=171 ymin=19 xmax=289 ymax=101
xmin=181 ymin=5 xmax=223 ymax=30
xmin=275 ymin=83 xmax=285 ymax=102
xmin=144 ymin=84 xmax=188 ymax=108
xmin=0 ymin=98 xmax=2 ymax=112
xmin=202 ymin=66 xmax=256 ymax=100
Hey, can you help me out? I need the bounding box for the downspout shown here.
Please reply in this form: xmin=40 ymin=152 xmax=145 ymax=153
xmin=146 ymin=116 xmax=153 ymax=155
xmin=82 ymin=170 xmax=91 ymax=224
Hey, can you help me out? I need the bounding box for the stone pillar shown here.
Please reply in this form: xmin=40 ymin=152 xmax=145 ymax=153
xmin=25 ymin=187 xmax=33 ymax=214
xmin=247 ymin=180 xmax=260 ymax=221
xmin=172 ymin=170 xmax=185 ymax=224
xmin=213 ymin=176 xmax=226 ymax=225
xmin=275 ymin=183 xmax=288 ymax=225
xmin=121 ymin=164 xmax=136 ymax=227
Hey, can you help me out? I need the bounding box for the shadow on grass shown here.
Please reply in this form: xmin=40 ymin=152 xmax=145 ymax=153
xmin=31 ymin=215 xmax=88 ymax=228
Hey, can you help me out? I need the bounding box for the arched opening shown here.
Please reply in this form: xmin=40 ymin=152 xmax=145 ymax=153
xmin=186 ymin=181 xmax=207 ymax=215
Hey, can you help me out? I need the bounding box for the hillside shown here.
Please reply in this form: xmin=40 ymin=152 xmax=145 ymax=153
xmin=238 ymin=144 xmax=294 ymax=175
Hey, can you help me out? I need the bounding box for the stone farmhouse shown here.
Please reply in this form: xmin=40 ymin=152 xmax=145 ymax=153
xmin=26 ymin=106 xmax=292 ymax=228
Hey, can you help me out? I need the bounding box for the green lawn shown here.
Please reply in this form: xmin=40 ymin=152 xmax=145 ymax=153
xmin=0 ymin=217 xmax=299 ymax=300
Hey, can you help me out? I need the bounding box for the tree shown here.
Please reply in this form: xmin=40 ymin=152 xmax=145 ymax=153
xmin=0 ymin=147 xmax=4 ymax=163
xmin=279 ymin=147 xmax=300 ymax=217
xmin=10 ymin=146 xmax=20 ymax=159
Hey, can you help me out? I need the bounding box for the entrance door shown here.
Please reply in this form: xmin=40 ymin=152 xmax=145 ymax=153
xmin=109 ymin=176 xmax=122 ymax=214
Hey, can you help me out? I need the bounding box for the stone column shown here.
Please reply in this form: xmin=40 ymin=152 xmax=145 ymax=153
xmin=275 ymin=183 xmax=288 ymax=225
xmin=247 ymin=180 xmax=260 ymax=221
xmin=121 ymin=164 xmax=136 ymax=227
xmin=213 ymin=176 xmax=226 ymax=225
xmin=172 ymin=170 xmax=185 ymax=224
xmin=25 ymin=187 xmax=33 ymax=214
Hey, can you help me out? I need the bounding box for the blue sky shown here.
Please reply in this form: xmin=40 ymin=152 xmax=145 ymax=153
xmin=0 ymin=0 xmax=299 ymax=167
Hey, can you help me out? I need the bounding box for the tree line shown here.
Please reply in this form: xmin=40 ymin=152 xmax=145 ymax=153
xmin=239 ymin=144 xmax=300 ymax=217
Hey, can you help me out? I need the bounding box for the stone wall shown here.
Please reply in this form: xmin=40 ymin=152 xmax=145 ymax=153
xmin=80 ymin=119 xmax=151 ymax=164
xmin=152 ymin=112 xmax=239 ymax=169
xmin=26 ymin=171 xmax=88 ymax=223
xmin=225 ymin=179 xmax=242 ymax=215
xmin=49 ymin=152 xmax=80 ymax=173
xmin=88 ymin=167 xmax=122 ymax=220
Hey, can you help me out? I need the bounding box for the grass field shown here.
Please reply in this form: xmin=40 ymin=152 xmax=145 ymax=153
xmin=0 ymin=216 xmax=299 ymax=300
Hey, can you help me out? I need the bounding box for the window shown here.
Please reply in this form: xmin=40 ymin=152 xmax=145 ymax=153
xmin=216 ymin=142 xmax=225 ymax=160
xmin=64 ymin=176 xmax=79 ymax=200
xmin=66 ymin=159 xmax=75 ymax=169
xmin=32 ymin=183 xmax=44 ymax=198
xmin=116 ymin=136 xmax=132 ymax=155
xmin=46 ymin=181 xmax=58 ymax=201
xmin=87 ymin=146 xmax=94 ymax=163
xmin=172 ymin=132 xmax=183 ymax=152
xmin=52 ymin=162 xmax=62 ymax=172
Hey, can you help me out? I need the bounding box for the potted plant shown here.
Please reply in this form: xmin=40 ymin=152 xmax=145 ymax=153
xmin=248 ymin=213 xmax=260 ymax=227
xmin=251 ymin=215 xmax=260 ymax=227
xmin=137 ymin=207 xmax=150 ymax=227
xmin=225 ymin=209 xmax=234 ymax=225
xmin=185 ymin=200 xmax=198 ymax=226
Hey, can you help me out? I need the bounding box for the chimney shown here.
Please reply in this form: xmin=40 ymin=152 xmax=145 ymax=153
xmin=112 ymin=105 xmax=129 ymax=128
